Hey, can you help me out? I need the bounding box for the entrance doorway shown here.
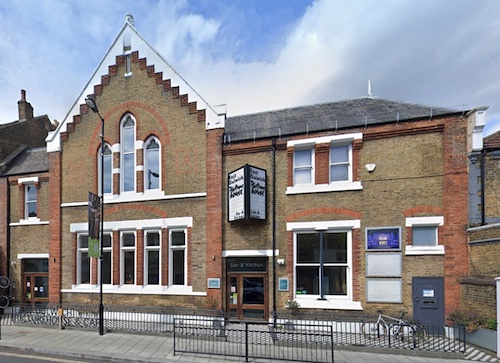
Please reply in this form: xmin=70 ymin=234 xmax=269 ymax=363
xmin=412 ymin=277 xmax=444 ymax=334
xmin=22 ymin=259 xmax=49 ymax=306
xmin=226 ymin=256 xmax=268 ymax=320
xmin=228 ymin=274 xmax=268 ymax=320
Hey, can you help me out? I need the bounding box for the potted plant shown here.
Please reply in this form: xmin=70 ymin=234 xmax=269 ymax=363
xmin=448 ymin=310 xmax=497 ymax=352
xmin=286 ymin=299 xmax=300 ymax=314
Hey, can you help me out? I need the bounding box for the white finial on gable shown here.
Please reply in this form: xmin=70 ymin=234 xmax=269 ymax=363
xmin=126 ymin=13 xmax=135 ymax=26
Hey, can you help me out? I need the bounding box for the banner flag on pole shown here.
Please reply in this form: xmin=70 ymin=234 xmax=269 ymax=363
xmin=88 ymin=191 xmax=101 ymax=258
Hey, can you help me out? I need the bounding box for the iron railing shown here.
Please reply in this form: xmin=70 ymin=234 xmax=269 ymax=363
xmin=174 ymin=318 xmax=334 ymax=363
xmin=2 ymin=304 xmax=467 ymax=358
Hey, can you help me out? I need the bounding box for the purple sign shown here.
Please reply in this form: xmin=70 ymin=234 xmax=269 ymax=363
xmin=366 ymin=228 xmax=400 ymax=250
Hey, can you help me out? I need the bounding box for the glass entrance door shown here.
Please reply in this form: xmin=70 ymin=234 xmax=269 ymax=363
xmin=24 ymin=274 xmax=49 ymax=306
xmin=22 ymin=258 xmax=49 ymax=307
xmin=228 ymin=274 xmax=267 ymax=320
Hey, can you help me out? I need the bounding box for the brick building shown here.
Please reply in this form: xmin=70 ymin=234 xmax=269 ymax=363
xmin=2 ymin=15 xmax=483 ymax=328
xmin=0 ymin=90 xmax=55 ymax=292
xmin=465 ymin=111 xmax=499 ymax=319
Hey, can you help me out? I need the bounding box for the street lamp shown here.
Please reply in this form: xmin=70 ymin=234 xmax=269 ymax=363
xmin=85 ymin=95 xmax=105 ymax=336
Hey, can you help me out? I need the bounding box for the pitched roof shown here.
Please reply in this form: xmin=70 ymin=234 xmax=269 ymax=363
xmin=484 ymin=130 xmax=500 ymax=150
xmin=46 ymin=14 xmax=224 ymax=153
xmin=0 ymin=147 xmax=49 ymax=176
xmin=224 ymin=97 xmax=463 ymax=142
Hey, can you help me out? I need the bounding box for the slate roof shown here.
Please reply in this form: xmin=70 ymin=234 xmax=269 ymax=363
xmin=484 ymin=131 xmax=500 ymax=150
xmin=224 ymin=96 xmax=463 ymax=142
xmin=0 ymin=147 xmax=49 ymax=176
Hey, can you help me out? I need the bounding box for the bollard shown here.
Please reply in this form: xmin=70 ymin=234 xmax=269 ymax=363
xmin=58 ymin=306 xmax=64 ymax=330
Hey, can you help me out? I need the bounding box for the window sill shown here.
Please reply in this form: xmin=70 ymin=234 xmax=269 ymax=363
xmin=405 ymin=245 xmax=445 ymax=255
xmin=11 ymin=218 xmax=49 ymax=226
xmin=63 ymin=284 xmax=206 ymax=296
xmin=286 ymin=181 xmax=362 ymax=195
xmin=294 ymin=296 xmax=363 ymax=310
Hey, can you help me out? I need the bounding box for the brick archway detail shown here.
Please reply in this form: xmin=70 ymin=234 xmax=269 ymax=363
xmin=286 ymin=207 xmax=361 ymax=222
xmin=402 ymin=205 xmax=443 ymax=217
xmin=87 ymin=101 xmax=171 ymax=156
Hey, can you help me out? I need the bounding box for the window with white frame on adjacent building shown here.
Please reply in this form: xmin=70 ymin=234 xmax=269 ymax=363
xmin=170 ymin=230 xmax=186 ymax=285
xmin=405 ymin=216 xmax=444 ymax=255
xmin=121 ymin=115 xmax=136 ymax=192
xmin=145 ymin=231 xmax=160 ymax=285
xmin=121 ymin=232 xmax=136 ymax=284
xmin=25 ymin=184 xmax=37 ymax=218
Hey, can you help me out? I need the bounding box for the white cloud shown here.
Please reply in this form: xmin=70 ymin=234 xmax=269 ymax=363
xmin=0 ymin=0 xmax=499 ymax=138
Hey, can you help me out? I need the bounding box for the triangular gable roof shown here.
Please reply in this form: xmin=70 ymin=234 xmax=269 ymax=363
xmin=224 ymin=96 xmax=465 ymax=142
xmin=46 ymin=14 xmax=225 ymax=152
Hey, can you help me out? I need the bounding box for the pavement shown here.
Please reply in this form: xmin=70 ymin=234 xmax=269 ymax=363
xmin=1 ymin=324 xmax=496 ymax=363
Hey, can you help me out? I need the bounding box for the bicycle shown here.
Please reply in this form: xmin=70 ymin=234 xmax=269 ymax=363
xmin=361 ymin=310 xmax=427 ymax=340
xmin=0 ymin=275 xmax=15 ymax=309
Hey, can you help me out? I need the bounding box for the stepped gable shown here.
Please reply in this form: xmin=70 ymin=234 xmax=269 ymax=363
xmin=60 ymin=50 xmax=204 ymax=145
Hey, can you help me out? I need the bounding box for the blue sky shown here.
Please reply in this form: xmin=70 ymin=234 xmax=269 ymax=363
xmin=1 ymin=0 xmax=500 ymax=135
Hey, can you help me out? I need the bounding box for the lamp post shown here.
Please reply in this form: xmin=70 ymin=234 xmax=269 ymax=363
xmin=85 ymin=96 xmax=105 ymax=336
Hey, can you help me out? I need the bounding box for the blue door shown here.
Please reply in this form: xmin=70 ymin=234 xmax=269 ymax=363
xmin=412 ymin=277 xmax=445 ymax=335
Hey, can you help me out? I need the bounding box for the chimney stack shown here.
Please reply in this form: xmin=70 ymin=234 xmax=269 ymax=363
xmin=18 ymin=89 xmax=34 ymax=121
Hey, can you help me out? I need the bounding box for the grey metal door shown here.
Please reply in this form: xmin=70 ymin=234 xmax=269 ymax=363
xmin=412 ymin=277 xmax=445 ymax=334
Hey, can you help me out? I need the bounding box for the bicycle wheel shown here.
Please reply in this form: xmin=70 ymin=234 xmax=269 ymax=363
xmin=0 ymin=294 xmax=9 ymax=308
xmin=361 ymin=320 xmax=387 ymax=338
xmin=0 ymin=275 xmax=9 ymax=289
xmin=411 ymin=322 xmax=427 ymax=340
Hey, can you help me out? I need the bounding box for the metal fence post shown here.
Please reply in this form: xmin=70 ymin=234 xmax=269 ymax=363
xmin=496 ymin=276 xmax=500 ymax=358
xmin=245 ymin=322 xmax=249 ymax=362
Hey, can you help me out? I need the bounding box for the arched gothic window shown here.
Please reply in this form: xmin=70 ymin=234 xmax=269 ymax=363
xmin=121 ymin=115 xmax=136 ymax=192
xmin=99 ymin=144 xmax=113 ymax=195
xmin=145 ymin=138 xmax=160 ymax=190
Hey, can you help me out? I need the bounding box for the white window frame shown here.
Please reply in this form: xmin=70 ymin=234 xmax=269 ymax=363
xmin=99 ymin=143 xmax=113 ymax=195
xmin=120 ymin=231 xmax=136 ymax=285
xmin=329 ymin=143 xmax=352 ymax=183
xmin=120 ymin=114 xmax=136 ymax=193
xmin=144 ymin=137 xmax=161 ymax=191
xmin=101 ymin=233 xmax=113 ymax=285
xmin=405 ymin=216 xmax=445 ymax=255
xmin=77 ymin=234 xmax=91 ymax=285
xmin=25 ymin=183 xmax=38 ymax=219
xmin=169 ymin=229 xmax=187 ymax=286
xmin=287 ymin=133 xmax=363 ymax=195
xmin=144 ymin=230 xmax=161 ymax=286
xmin=287 ymin=220 xmax=362 ymax=310
xmin=293 ymin=146 xmax=315 ymax=186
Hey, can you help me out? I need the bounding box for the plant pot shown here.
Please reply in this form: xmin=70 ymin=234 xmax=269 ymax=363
xmin=466 ymin=327 xmax=497 ymax=352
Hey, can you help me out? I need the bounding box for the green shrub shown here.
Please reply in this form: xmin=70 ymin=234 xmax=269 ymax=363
xmin=448 ymin=310 xmax=496 ymax=332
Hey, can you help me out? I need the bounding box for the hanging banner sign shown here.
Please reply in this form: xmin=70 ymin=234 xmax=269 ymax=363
xmin=88 ymin=191 xmax=101 ymax=258
xmin=228 ymin=164 xmax=266 ymax=222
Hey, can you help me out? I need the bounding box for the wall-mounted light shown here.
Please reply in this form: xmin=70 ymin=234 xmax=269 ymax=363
xmin=277 ymin=258 xmax=285 ymax=266
xmin=365 ymin=163 xmax=376 ymax=172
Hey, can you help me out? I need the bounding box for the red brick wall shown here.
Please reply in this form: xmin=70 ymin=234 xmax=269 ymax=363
xmin=205 ymin=127 xmax=224 ymax=308
xmin=48 ymin=151 xmax=62 ymax=303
